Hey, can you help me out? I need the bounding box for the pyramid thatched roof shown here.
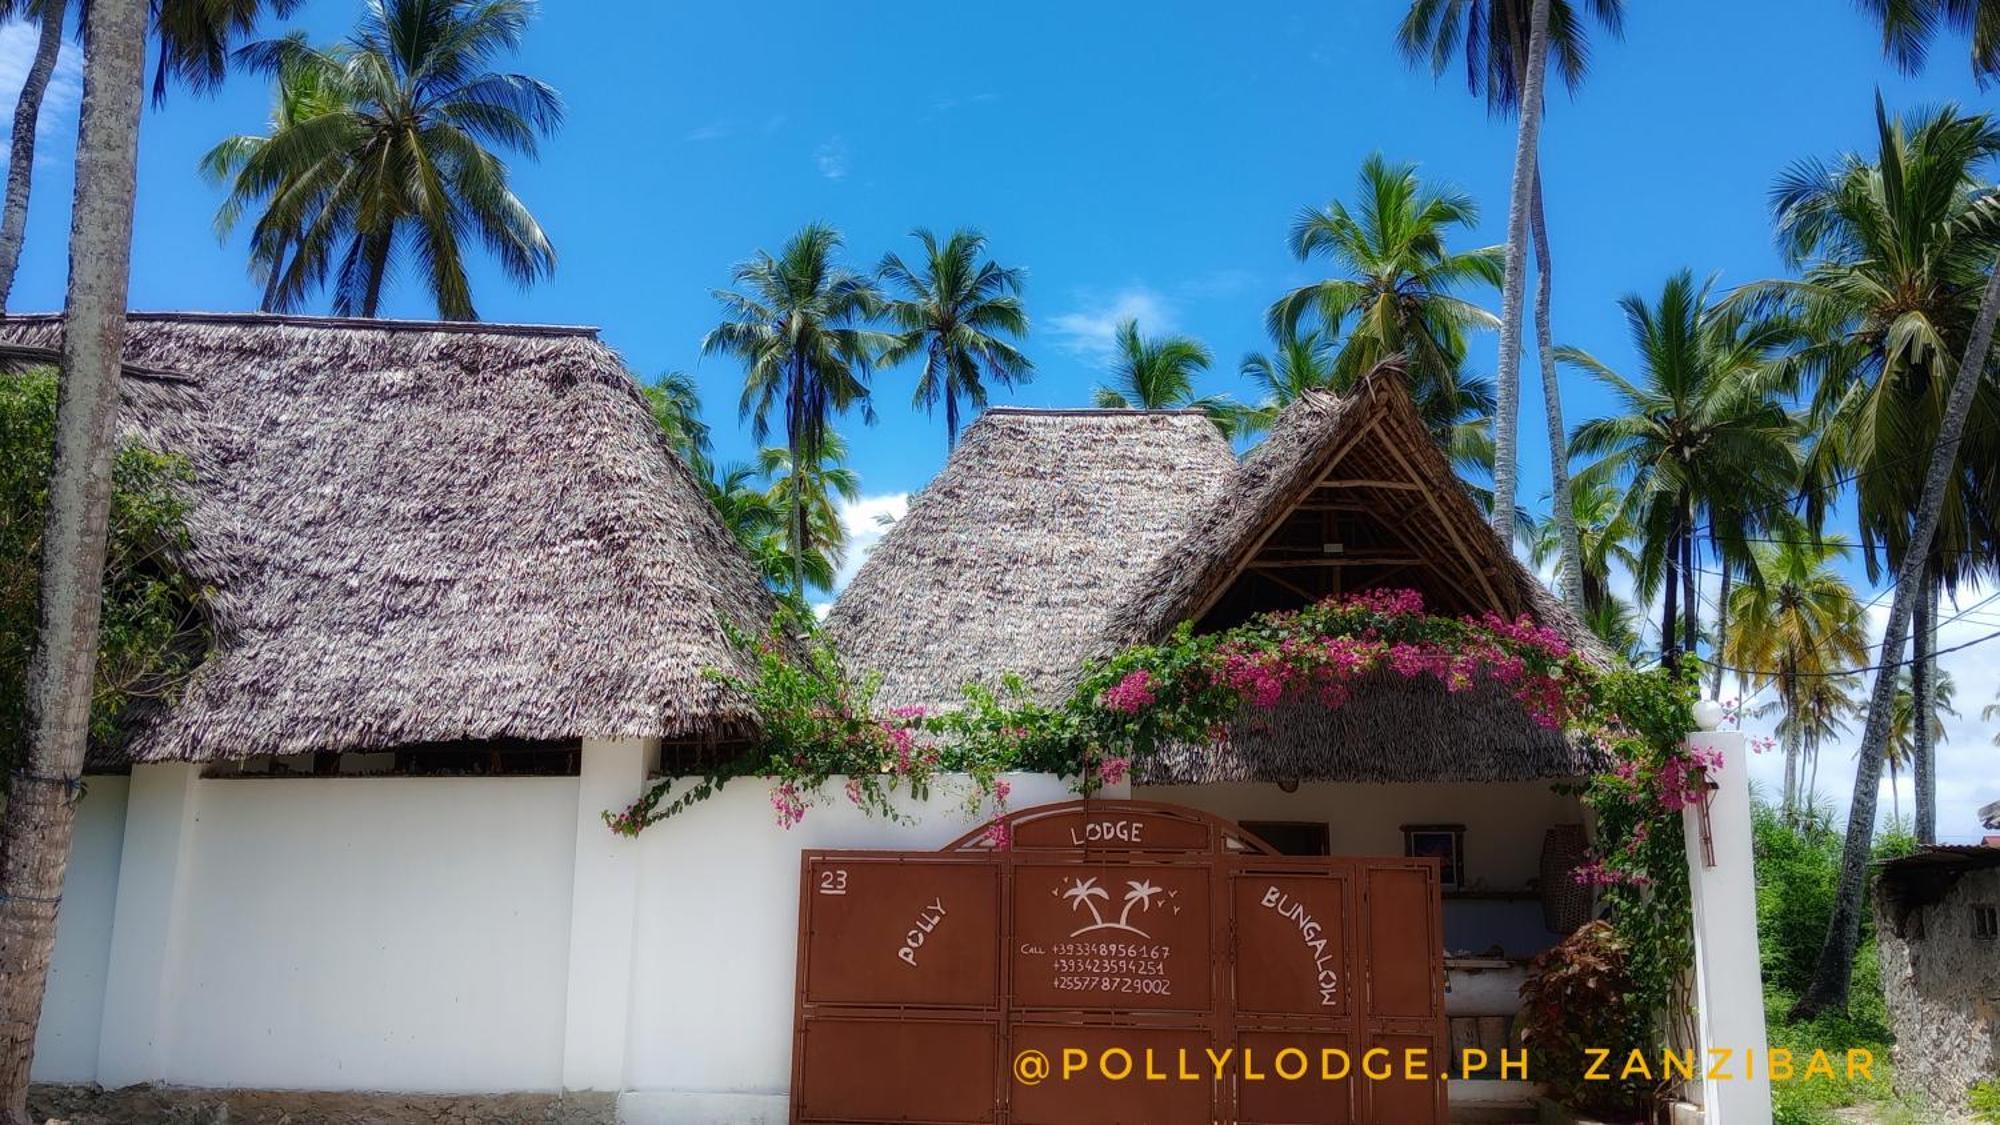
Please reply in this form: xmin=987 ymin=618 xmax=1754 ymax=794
xmin=829 ymin=366 xmax=1608 ymax=783
xmin=825 ymin=408 xmax=1237 ymax=712
xmin=2 ymin=312 xmax=777 ymax=762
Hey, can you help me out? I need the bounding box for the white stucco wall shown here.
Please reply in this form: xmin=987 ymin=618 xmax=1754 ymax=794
xmin=30 ymin=774 xmax=128 ymax=1082
xmin=623 ymin=772 xmax=1072 ymax=1103
xmin=162 ymin=776 xmax=580 ymax=1091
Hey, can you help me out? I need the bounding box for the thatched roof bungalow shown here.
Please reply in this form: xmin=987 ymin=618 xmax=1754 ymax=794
xmin=1 ymin=312 xmax=777 ymax=765
xmin=830 ymin=364 xmax=1606 ymax=785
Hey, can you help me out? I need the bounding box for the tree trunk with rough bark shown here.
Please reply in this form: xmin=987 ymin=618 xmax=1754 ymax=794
xmin=1529 ymin=166 xmax=1582 ymax=617
xmin=1488 ymin=0 xmax=1552 ymax=540
xmin=1681 ymin=512 xmax=1698 ymax=657
xmin=0 ymin=0 xmax=70 ymax=312
xmin=1660 ymin=523 xmax=1680 ymax=669
xmin=1792 ymin=258 xmax=2000 ymax=1020
xmin=1781 ymin=670 xmax=1800 ymax=818
xmin=1711 ymin=565 xmax=1732 ymax=701
xmin=1912 ymin=565 xmax=1937 ymax=844
xmin=0 ymin=0 xmax=146 ymax=1115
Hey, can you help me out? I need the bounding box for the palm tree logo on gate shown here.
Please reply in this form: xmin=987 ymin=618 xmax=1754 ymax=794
xmin=1059 ymin=876 xmax=1167 ymax=937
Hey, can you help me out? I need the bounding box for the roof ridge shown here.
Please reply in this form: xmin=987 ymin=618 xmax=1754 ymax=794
xmin=981 ymin=406 xmax=1215 ymax=418
xmin=3 ymin=310 xmax=602 ymax=339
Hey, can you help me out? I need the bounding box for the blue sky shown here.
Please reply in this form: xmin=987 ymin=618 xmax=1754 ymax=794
xmin=2 ymin=0 xmax=1995 ymax=838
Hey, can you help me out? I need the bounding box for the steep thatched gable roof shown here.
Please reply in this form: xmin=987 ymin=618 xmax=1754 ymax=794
xmin=826 ymin=408 xmax=1237 ymax=712
xmin=1 ymin=312 xmax=777 ymax=761
xmin=1104 ymin=364 xmax=1608 ymax=664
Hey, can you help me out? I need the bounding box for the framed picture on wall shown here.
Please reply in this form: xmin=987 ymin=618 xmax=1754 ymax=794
xmin=1402 ymin=824 xmax=1465 ymax=889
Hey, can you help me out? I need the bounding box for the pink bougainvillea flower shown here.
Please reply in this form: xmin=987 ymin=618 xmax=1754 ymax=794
xmin=1098 ymin=756 xmax=1130 ymax=786
xmin=1102 ymin=669 xmax=1158 ymax=714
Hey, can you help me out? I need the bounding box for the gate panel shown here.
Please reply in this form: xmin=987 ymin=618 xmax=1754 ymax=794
xmin=1229 ymin=868 xmax=1353 ymax=1019
xmin=1011 ymin=862 xmax=1212 ymax=1011
xmin=1232 ymin=1029 xmax=1355 ymax=1125
xmin=1357 ymin=861 xmax=1447 ymax=1125
xmin=1009 ymin=1023 xmax=1217 ymax=1125
xmin=800 ymin=856 xmax=1001 ymax=1007
xmin=796 ymin=1016 xmax=1000 ymax=1123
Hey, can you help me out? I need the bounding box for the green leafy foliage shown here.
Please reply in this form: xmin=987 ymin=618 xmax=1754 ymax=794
xmin=1969 ymin=1079 xmax=2000 ymax=1124
xmin=1518 ymin=920 xmax=1654 ymax=1120
xmin=0 ymin=370 xmax=207 ymax=773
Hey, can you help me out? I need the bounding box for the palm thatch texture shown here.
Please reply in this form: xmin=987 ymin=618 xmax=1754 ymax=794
xmin=832 ymin=362 xmax=1606 ymax=785
xmin=825 ymin=407 xmax=1238 ymax=713
xmin=0 ymin=312 xmax=778 ymax=762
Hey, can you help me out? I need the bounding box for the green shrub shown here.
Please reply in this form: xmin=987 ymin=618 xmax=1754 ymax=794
xmin=1970 ymin=1078 xmax=2000 ymax=1124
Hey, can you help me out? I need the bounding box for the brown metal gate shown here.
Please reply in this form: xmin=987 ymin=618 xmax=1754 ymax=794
xmin=790 ymin=800 xmax=1447 ymax=1125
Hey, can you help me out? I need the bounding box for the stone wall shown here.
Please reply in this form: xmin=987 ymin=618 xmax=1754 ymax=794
xmin=1875 ymin=866 xmax=2000 ymax=1111
xmin=28 ymin=1085 xmax=617 ymax=1125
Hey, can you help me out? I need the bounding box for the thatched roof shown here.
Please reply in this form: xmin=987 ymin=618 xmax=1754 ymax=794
xmin=1 ymin=312 xmax=777 ymax=762
xmin=825 ymin=408 xmax=1237 ymax=712
xmin=830 ymin=365 xmax=1607 ymax=784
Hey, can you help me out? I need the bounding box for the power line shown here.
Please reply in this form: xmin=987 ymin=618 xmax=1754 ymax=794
xmin=1712 ymin=588 xmax=2000 ymax=687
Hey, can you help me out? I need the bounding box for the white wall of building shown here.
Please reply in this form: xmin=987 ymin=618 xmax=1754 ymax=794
xmin=31 ymin=775 xmax=128 ymax=1082
xmin=623 ymin=772 xmax=1072 ymax=1105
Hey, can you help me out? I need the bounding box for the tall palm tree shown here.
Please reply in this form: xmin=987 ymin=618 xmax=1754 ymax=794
xmin=0 ymin=0 xmax=306 ymax=310
xmin=0 ymin=0 xmax=292 ymax=1109
xmin=1562 ymin=271 xmax=1801 ymax=668
xmin=1792 ymin=10 xmax=2000 ymax=1018
xmin=1092 ymin=320 xmax=1240 ymax=437
xmin=757 ymin=435 xmax=861 ymax=596
xmin=201 ymin=0 xmax=562 ymax=320
xmin=1268 ymin=154 xmax=1503 ymax=411
xmin=1525 ymin=474 xmax=1639 ymax=622
xmin=1764 ymin=100 xmax=2000 ymax=848
xmin=1982 ymin=687 xmax=1999 ymax=746
xmin=1863 ymin=0 xmax=2000 ymax=77
xmin=1723 ymin=537 xmax=1870 ymax=819
xmin=878 ymin=228 xmax=1032 ymax=449
xmin=1396 ymin=0 xmax=1627 ymax=609
xmin=704 ymin=223 xmax=889 ymax=593
xmin=1882 ymin=668 xmax=1959 ymax=824
xmin=1751 ymin=671 xmax=1861 ymax=808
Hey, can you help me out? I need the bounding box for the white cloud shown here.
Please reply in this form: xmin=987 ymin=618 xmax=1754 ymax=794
xmin=1047 ymin=287 xmax=1176 ymax=366
xmin=1732 ymin=578 xmax=2000 ymax=844
xmin=814 ymin=136 xmax=850 ymax=180
xmin=0 ymin=19 xmax=83 ymax=166
xmin=683 ymin=122 xmax=731 ymax=143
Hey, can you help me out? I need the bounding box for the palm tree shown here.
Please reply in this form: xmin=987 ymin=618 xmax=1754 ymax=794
xmin=1563 ymin=271 xmax=1801 ymax=669
xmin=1238 ymin=330 xmax=1340 ymax=439
xmin=1881 ymin=668 xmax=1959 ymax=823
xmin=878 ymin=228 xmax=1032 ymax=449
xmin=1764 ymin=100 xmax=2000 ymax=847
xmin=1268 ymin=154 xmax=1502 ymax=412
xmin=641 ymin=370 xmax=712 ymax=474
xmin=1982 ymin=687 xmax=1999 ymax=746
xmin=1863 ymin=0 xmax=2000 ymax=77
xmin=757 ymin=435 xmax=861 ymax=597
xmin=1723 ymin=537 xmax=1870 ymax=819
xmin=0 ymin=0 xmax=292 ymax=1109
xmin=1396 ymin=0 xmax=1627 ymax=607
xmin=1792 ymin=13 xmax=2000 ymax=1019
xmin=1526 ymin=474 xmax=1639 ymax=625
xmin=201 ymin=0 xmax=562 ymax=319
xmin=1092 ymin=320 xmax=1240 ymax=437
xmin=704 ymin=223 xmax=890 ymax=594
xmin=0 ymin=0 xmax=306 ymax=310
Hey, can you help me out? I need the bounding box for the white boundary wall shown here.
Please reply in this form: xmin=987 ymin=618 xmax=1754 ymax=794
xmin=31 ymin=743 xmax=1068 ymax=1120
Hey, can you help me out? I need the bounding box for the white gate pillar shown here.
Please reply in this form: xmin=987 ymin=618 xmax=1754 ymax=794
xmin=1681 ymin=726 xmax=1771 ymax=1125
xmin=560 ymin=738 xmax=654 ymax=1091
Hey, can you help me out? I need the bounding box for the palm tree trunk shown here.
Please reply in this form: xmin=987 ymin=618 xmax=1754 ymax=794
xmin=1792 ymin=256 xmax=2000 ymax=1021
xmin=1680 ymin=509 xmax=1698 ymax=657
xmin=1889 ymin=760 xmax=1902 ymax=826
xmin=786 ymin=353 xmax=806 ymax=597
xmin=1660 ymin=524 xmax=1680 ymax=669
xmin=1711 ymin=565 xmax=1732 ymax=702
xmin=0 ymin=0 xmax=147 ymax=1115
xmin=1912 ymin=563 xmax=1938 ymax=844
xmin=0 ymin=0 xmax=70 ymax=312
xmin=1781 ymin=676 xmax=1799 ymax=818
xmin=1529 ymin=164 xmax=1583 ymax=617
xmin=1487 ymin=0 xmax=1552 ymax=539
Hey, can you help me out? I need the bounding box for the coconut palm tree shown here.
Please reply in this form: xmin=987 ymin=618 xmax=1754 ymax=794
xmin=1092 ymin=320 xmax=1240 ymax=437
xmin=878 ymin=228 xmax=1032 ymax=449
xmin=0 ymin=0 xmax=306 ymax=310
xmin=1 ymin=0 xmax=296 ymax=1108
xmin=200 ymin=0 xmax=562 ymax=320
xmin=1562 ymin=271 xmax=1802 ymax=669
xmin=1396 ymin=0 xmax=1627 ymax=608
xmin=1526 ymin=474 xmax=1639 ymax=625
xmin=1763 ymin=100 xmax=2000 ymax=848
xmin=1723 ymin=537 xmax=1870 ymax=819
xmin=1268 ymin=154 xmax=1502 ymax=415
xmin=757 ymin=435 xmax=861 ymax=597
xmin=1237 ymin=330 xmax=1339 ymax=439
xmin=1983 ymin=687 xmax=1999 ymax=746
xmin=1881 ymin=668 xmax=1959 ymax=823
xmin=1863 ymin=0 xmax=2000 ymax=77
xmin=704 ymin=223 xmax=890 ymax=594
xmin=641 ymin=370 xmax=712 ymax=474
